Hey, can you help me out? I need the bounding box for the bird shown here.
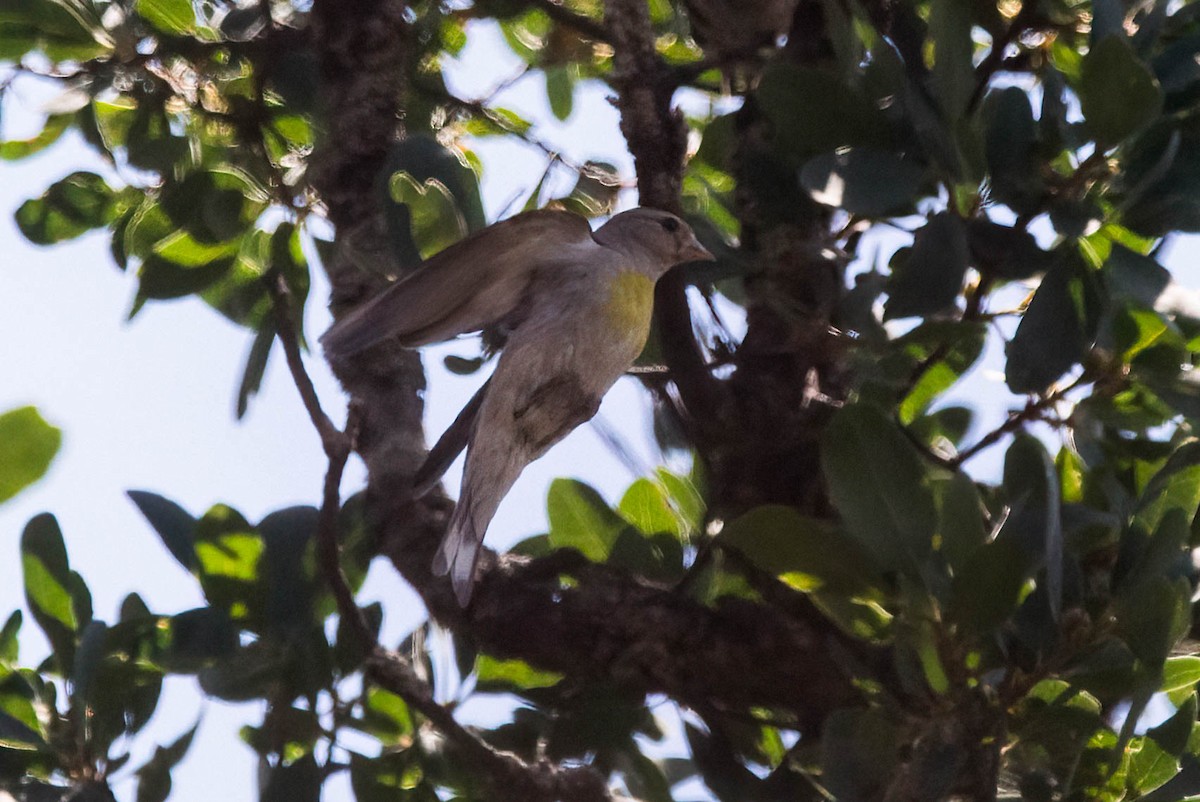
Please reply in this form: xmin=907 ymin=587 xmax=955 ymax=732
xmin=322 ymin=207 xmax=714 ymax=605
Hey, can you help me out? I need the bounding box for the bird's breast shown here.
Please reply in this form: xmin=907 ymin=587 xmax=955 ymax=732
xmin=601 ymin=270 xmax=656 ymax=351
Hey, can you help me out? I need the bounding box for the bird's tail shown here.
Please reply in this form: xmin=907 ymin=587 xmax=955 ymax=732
xmin=413 ymin=378 xmax=491 ymax=498
xmin=432 ymin=491 xmax=484 ymax=606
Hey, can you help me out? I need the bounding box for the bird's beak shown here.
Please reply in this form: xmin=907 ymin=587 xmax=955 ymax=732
xmin=680 ymin=236 xmax=715 ymax=263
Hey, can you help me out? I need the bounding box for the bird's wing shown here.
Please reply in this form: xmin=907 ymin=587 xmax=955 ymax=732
xmin=321 ymin=209 xmax=595 ymax=357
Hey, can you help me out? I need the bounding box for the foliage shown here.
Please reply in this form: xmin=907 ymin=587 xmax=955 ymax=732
xmin=6 ymin=0 xmax=1200 ymax=800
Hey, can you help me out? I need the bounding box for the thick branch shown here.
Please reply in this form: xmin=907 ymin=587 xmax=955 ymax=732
xmin=382 ymin=536 xmax=868 ymax=734
xmin=603 ymin=0 xmax=729 ymax=431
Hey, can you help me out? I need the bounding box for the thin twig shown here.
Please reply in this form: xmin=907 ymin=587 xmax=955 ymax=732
xmin=268 ymin=273 xmax=342 ymax=447
xmin=948 ymin=378 xmax=1082 ymax=468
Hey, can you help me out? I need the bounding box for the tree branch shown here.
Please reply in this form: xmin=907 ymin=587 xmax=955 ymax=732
xmin=524 ymin=0 xmax=612 ymax=44
xmin=603 ymin=0 xmax=730 ymax=431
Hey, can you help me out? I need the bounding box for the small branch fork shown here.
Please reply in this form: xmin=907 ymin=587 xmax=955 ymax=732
xmin=265 ymin=277 xmax=611 ymax=802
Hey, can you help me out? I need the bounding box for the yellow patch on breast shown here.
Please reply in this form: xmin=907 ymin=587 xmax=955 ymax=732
xmin=603 ymin=271 xmax=656 ymax=347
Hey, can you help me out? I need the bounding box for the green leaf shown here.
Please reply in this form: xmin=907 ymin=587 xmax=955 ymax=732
xmin=0 ymin=611 xmax=20 ymax=664
xmin=384 ymin=135 xmax=486 ymax=238
xmin=20 ymin=513 xmax=77 ymax=671
xmin=15 ymin=171 xmax=119 ymax=245
xmin=159 ymin=169 xmax=267 ymax=245
xmin=801 ymin=147 xmax=927 ymax=217
xmin=618 ymin=479 xmax=682 ymax=538
xmin=1080 ymin=36 xmax=1164 ymax=146
xmin=949 ymin=539 xmax=1030 ymax=636
xmin=821 ymin=404 xmax=938 ymax=573
xmin=820 ymin=708 xmax=898 ymax=801
xmin=191 ymin=505 xmax=265 ymax=620
xmin=1162 ymin=656 xmax=1200 ymax=695
xmin=0 ymin=0 xmax=111 ymax=61
xmin=0 ymin=406 xmax=61 ymax=503
xmin=388 ymin=172 xmax=467 ymax=259
xmin=545 ymin=65 xmax=574 ymax=120
xmin=719 ymin=505 xmax=879 ymax=593
xmin=134 ymin=0 xmax=195 ymax=34
xmin=1006 ymin=251 xmax=1098 ymax=393
xmin=656 ymin=468 xmax=705 ymax=538
xmin=1127 ymin=734 xmax=1179 ymax=795
xmin=547 ymin=479 xmax=629 ymax=561
xmin=1134 ymin=441 xmax=1200 ymax=535
xmin=1147 ymin=693 xmax=1196 ymax=757
xmin=474 ymin=654 xmax=564 ymax=691
xmin=0 ymin=113 xmax=72 ymax=160
xmin=359 ymin=687 xmax=414 ymax=745
xmin=126 ymin=104 xmax=188 ymax=173
xmin=885 ymin=212 xmax=970 ymax=320
xmin=134 ymin=253 xmax=237 ymax=306
xmin=443 ymin=354 xmax=486 ymax=375
xmin=127 ymin=490 xmax=197 ymax=572
xmin=1115 ymin=576 xmax=1190 ymax=667
xmin=934 ymin=471 xmax=987 ymax=571
xmin=898 ymin=325 xmax=986 ymax=424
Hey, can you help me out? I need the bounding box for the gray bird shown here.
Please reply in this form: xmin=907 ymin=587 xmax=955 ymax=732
xmin=322 ymin=207 xmax=713 ymax=605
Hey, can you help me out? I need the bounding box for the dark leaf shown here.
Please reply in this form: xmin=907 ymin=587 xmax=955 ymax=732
xmin=757 ymin=65 xmax=889 ymax=160
xmin=949 ymin=539 xmax=1029 ymax=636
xmin=1080 ymin=36 xmax=1164 ymax=146
xmin=966 ymin=218 xmax=1055 ymax=281
xmin=261 ymin=754 xmax=321 ymax=802
xmin=885 ymin=212 xmax=970 ymax=319
xmin=1006 ymin=250 xmax=1099 ymax=393
xmin=984 ymin=87 xmax=1044 ymax=215
xmin=127 ymin=490 xmax=197 ymax=572
xmin=821 ymin=708 xmax=898 ymax=801
xmin=801 ymin=148 xmax=927 ymax=217
xmin=70 ymin=620 xmax=108 ymax=708
xmin=236 ymin=326 xmax=274 ymax=420
xmin=161 ymin=607 xmax=237 ymax=672
xmin=1001 ymin=435 xmax=1063 ymax=619
xmin=929 ymin=0 xmax=975 ymax=121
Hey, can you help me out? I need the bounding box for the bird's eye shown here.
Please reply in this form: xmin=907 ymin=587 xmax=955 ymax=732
xmin=659 ymin=217 xmax=680 ymax=233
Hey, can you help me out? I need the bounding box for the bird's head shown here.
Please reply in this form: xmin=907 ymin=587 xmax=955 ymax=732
xmin=594 ymin=208 xmax=715 ymax=275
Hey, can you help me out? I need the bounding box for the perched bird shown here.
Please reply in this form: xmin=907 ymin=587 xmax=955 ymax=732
xmin=322 ymin=207 xmax=713 ymax=605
